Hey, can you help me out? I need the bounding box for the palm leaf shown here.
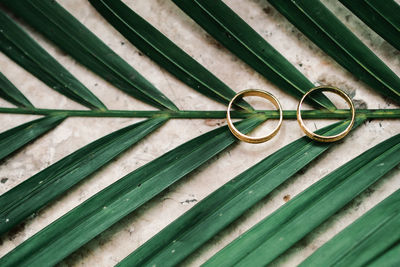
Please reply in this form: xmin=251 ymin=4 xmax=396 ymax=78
xmin=369 ymin=242 xmax=400 ymax=267
xmin=366 ymin=0 xmax=400 ymax=31
xmin=0 ymin=116 xmax=167 ymax=235
xmin=1 ymin=0 xmax=177 ymax=111
xmin=0 ymin=115 xmax=65 ymax=161
xmin=0 ymin=72 xmax=33 ymax=108
xmin=171 ymin=0 xmax=335 ymax=110
xmin=0 ymin=9 xmax=106 ymax=110
xmin=339 ymin=0 xmax=400 ymax=51
xmin=0 ymin=116 xmax=264 ymax=267
xmin=301 ymin=188 xmax=400 ymax=267
xmin=204 ymin=133 xmax=400 ymax=266
xmin=89 ymin=0 xmax=251 ymax=110
xmin=268 ymin=0 xmax=400 ymax=104
xmin=0 ymin=1 xmax=398 ymax=266
xmin=117 ymin=118 xmax=364 ymax=267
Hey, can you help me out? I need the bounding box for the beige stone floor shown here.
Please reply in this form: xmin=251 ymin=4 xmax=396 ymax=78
xmin=0 ymin=0 xmax=399 ymax=266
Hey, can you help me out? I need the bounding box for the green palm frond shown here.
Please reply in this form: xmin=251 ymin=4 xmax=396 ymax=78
xmin=0 ymin=0 xmax=399 ymax=266
xmin=0 ymin=9 xmax=106 ymax=110
xmin=0 ymin=116 xmax=65 ymax=161
xmin=268 ymin=0 xmax=400 ymax=104
xmin=117 ymin=118 xmax=364 ymax=267
xmin=1 ymin=0 xmax=177 ymax=110
xmin=339 ymin=0 xmax=400 ymax=51
xmin=365 ymin=0 xmax=400 ymax=30
xmin=0 ymin=117 xmax=264 ymax=266
xmin=0 ymin=72 xmax=33 ymax=108
xmin=171 ymin=0 xmax=335 ymax=109
xmin=369 ymin=243 xmax=400 ymax=267
xmin=89 ymin=0 xmax=252 ymax=110
xmin=301 ymin=188 xmax=400 ymax=266
xmin=0 ymin=117 xmax=167 ymax=235
xmin=204 ymin=133 xmax=400 ymax=266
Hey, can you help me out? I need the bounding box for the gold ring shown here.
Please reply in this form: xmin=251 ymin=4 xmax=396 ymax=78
xmin=297 ymin=86 xmax=356 ymax=142
xmin=226 ymin=89 xmax=283 ymax=144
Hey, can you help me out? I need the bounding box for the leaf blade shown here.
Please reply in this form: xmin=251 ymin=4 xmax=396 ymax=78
xmin=0 ymin=116 xmax=264 ymax=267
xmin=204 ymin=133 xmax=400 ymax=267
xmin=268 ymin=0 xmax=400 ymax=104
xmin=0 ymin=72 xmax=33 ymax=108
xmin=366 ymin=0 xmax=400 ymax=31
xmin=117 ymin=118 xmax=365 ymax=267
xmin=339 ymin=0 xmax=400 ymax=51
xmin=0 ymin=115 xmax=65 ymax=161
xmin=369 ymin=242 xmax=400 ymax=267
xmin=2 ymin=0 xmax=178 ymax=111
xmin=89 ymin=0 xmax=252 ymax=110
xmin=0 ymin=116 xmax=168 ymax=236
xmin=300 ymin=189 xmax=400 ymax=267
xmin=171 ymin=0 xmax=335 ymax=110
xmin=0 ymin=9 xmax=106 ymax=110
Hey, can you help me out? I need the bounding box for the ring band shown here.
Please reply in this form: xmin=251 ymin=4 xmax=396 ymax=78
xmin=226 ymin=89 xmax=283 ymax=144
xmin=297 ymin=86 xmax=356 ymax=142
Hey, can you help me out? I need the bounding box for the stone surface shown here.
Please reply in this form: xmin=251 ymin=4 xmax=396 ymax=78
xmin=0 ymin=0 xmax=399 ymax=266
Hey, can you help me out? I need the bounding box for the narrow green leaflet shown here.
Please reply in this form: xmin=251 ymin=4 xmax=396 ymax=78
xmin=369 ymin=243 xmax=400 ymax=267
xmin=0 ymin=72 xmax=33 ymax=108
xmin=268 ymin=0 xmax=400 ymax=104
xmin=301 ymin=189 xmax=400 ymax=267
xmin=204 ymin=133 xmax=400 ymax=267
xmin=366 ymin=0 xmax=400 ymax=31
xmin=0 ymin=116 xmax=65 ymax=161
xmin=171 ymin=0 xmax=334 ymax=110
xmin=0 ymin=116 xmax=264 ymax=267
xmin=89 ymin=0 xmax=251 ymax=110
xmin=117 ymin=118 xmax=364 ymax=267
xmin=2 ymin=0 xmax=177 ymax=111
xmin=0 ymin=117 xmax=167 ymax=235
xmin=0 ymin=10 xmax=105 ymax=110
xmin=339 ymin=0 xmax=400 ymax=51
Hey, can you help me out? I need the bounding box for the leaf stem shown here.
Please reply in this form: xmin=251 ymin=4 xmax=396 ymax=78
xmin=0 ymin=107 xmax=400 ymax=119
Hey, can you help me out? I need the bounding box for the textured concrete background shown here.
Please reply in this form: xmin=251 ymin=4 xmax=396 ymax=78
xmin=0 ymin=0 xmax=399 ymax=266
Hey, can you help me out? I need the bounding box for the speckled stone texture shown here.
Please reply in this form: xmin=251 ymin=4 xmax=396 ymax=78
xmin=0 ymin=0 xmax=399 ymax=266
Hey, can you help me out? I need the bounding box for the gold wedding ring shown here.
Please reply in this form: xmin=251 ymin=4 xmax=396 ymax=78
xmin=227 ymin=89 xmax=283 ymax=144
xmin=297 ymin=86 xmax=355 ymax=142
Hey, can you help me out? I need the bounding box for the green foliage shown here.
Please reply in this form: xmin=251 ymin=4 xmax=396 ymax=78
xmin=1 ymin=0 xmax=177 ymax=110
xmin=0 ymin=117 xmax=264 ymax=267
xmin=0 ymin=72 xmax=33 ymax=108
xmin=0 ymin=0 xmax=399 ymax=266
xmin=369 ymin=243 xmax=400 ymax=267
xmin=365 ymin=0 xmax=400 ymax=30
xmin=89 ymin=0 xmax=251 ymax=110
xmin=0 ymin=117 xmax=167 ymax=235
xmin=268 ymin=0 xmax=400 ymax=104
xmin=171 ymin=0 xmax=335 ymax=109
xmin=204 ymin=133 xmax=400 ymax=267
xmin=0 ymin=9 xmax=106 ymax=110
xmin=339 ymin=0 xmax=400 ymax=51
xmin=0 ymin=116 xmax=65 ymax=161
xmin=117 ymin=118 xmax=364 ymax=267
xmin=301 ymin=188 xmax=400 ymax=267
